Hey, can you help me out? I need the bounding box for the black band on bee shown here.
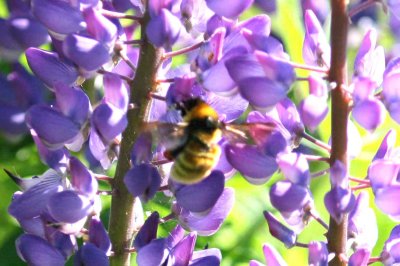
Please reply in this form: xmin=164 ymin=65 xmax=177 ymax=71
xmin=175 ymin=98 xmax=204 ymax=116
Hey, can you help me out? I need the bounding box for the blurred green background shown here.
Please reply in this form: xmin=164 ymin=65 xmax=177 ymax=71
xmin=1 ymin=1 xmax=399 ymax=265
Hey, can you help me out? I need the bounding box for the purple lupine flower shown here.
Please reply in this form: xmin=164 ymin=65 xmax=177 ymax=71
xmin=308 ymin=241 xmax=328 ymax=266
xmin=171 ymin=170 xmax=225 ymax=213
xmin=277 ymin=152 xmax=310 ymax=186
xmin=380 ymin=225 xmax=400 ymax=265
xmin=133 ymin=212 xmax=159 ymax=251
xmin=173 ymin=188 xmax=235 ymax=236
xmin=63 ymin=34 xmax=111 ymax=73
xmin=136 ymin=224 xmax=221 ymax=265
xmin=26 ymin=84 xmax=90 ymax=151
xmin=269 ymin=180 xmax=313 ymax=231
xmin=299 ymin=74 xmax=329 ymax=131
xmin=382 ymin=57 xmax=400 ymax=123
xmin=16 ymin=234 xmax=66 ymax=266
xmin=249 ymin=243 xmax=288 ymax=266
xmin=353 ymin=29 xmax=385 ymax=84
xmin=124 ymin=163 xmax=161 ymax=201
xmin=83 ymin=7 xmax=118 ymax=49
xmin=301 ymin=0 xmax=329 ymax=24
xmin=90 ymin=102 xmax=128 ymax=168
xmin=205 ymin=0 xmax=254 ymax=18
xmin=372 ymin=129 xmax=396 ymax=161
xmin=303 ymin=9 xmax=330 ymax=67
xmin=8 ymin=15 xmax=50 ymax=49
xmin=31 ymin=0 xmax=86 ymax=35
xmin=263 ymin=211 xmax=297 ymax=248
xmin=349 ymin=248 xmax=370 ymax=266
xmin=146 ymin=8 xmax=182 ymax=48
xmin=351 ymin=77 xmax=385 ymax=131
xmin=31 ymin=129 xmax=70 ymax=173
xmin=26 ymin=48 xmax=79 ymax=88
xmin=324 ymin=160 xmax=356 ymax=223
xmin=348 ymin=191 xmax=378 ymax=250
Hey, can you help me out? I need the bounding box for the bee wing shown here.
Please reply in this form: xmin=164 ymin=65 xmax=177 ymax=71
xmin=142 ymin=121 xmax=189 ymax=150
xmin=222 ymin=122 xmax=277 ymax=146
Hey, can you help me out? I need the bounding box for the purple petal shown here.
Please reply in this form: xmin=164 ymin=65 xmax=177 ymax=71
xmin=54 ymin=83 xmax=91 ymax=125
xmin=123 ymin=164 xmax=161 ymax=200
xmin=103 ymin=72 xmax=129 ymax=111
xmin=238 ymin=77 xmax=289 ymax=109
xmin=69 ymin=157 xmax=98 ymax=197
xmin=375 ymin=186 xmax=400 ymax=218
xmin=299 ymin=95 xmax=328 ymax=131
xmin=207 ymin=90 xmax=249 ymax=122
xmin=201 ymin=46 xmax=248 ymax=95
xmin=16 ymin=234 xmax=65 ymax=266
xmin=262 ymin=243 xmax=288 ymax=266
xmin=63 ymin=34 xmax=110 ymax=71
xmin=348 ymin=191 xmax=378 ymax=250
xmin=308 ymin=241 xmax=328 ymax=266
xmin=270 ymin=181 xmax=311 ymax=213
xmin=225 ymin=54 xmax=266 ymax=83
xmin=31 ymin=0 xmax=85 ymax=34
xmin=263 ymin=211 xmax=297 ymax=248
xmin=175 ymin=188 xmax=235 ymax=236
xmin=225 ymin=144 xmax=278 ymax=184
xmin=83 ymin=7 xmax=117 ymax=46
xmin=373 ymin=129 xmax=396 ymax=161
xmin=75 ymin=243 xmax=109 ymax=266
xmin=277 ymin=152 xmax=310 ymax=186
xmin=171 ymin=232 xmax=197 ymax=265
xmin=354 ymin=29 xmax=385 ymax=83
xmin=48 ymin=231 xmax=77 ymax=258
xmin=167 ymin=225 xmax=186 ymax=248
xmin=349 ymin=249 xmax=370 ymax=266
xmin=175 ymin=171 xmax=225 ymax=213
xmin=352 ymin=98 xmax=386 ymax=131
xmin=8 ymin=170 xmax=63 ymax=220
xmin=242 ymin=30 xmax=288 ymax=59
xmin=91 ymin=102 xmax=127 ymax=142
xmin=8 ymin=16 xmax=50 ymax=49
xmin=133 ymin=212 xmax=160 ymax=251
xmin=89 ymin=217 xmax=111 ymax=254
xmin=31 ymin=130 xmax=69 ymax=172
xmin=352 ymin=77 xmax=377 ymax=101
xmin=324 ymin=186 xmax=356 ymax=223
xmin=301 ymin=0 xmax=329 ymax=24
xmin=25 ymin=48 xmax=79 ymax=88
xmin=190 ymin=248 xmax=221 ymax=266
xmin=254 ymin=51 xmax=296 ymax=87
xmin=136 ymin=238 xmax=169 ymax=266
xmin=368 ymin=159 xmax=400 ymax=191
xmin=47 ymin=190 xmax=92 ymax=223
xmin=308 ymin=74 xmax=328 ymax=97
xmin=302 ymin=9 xmax=330 ymax=67
xmin=206 ymin=0 xmax=254 ymax=18
xmin=146 ymin=8 xmax=182 ymax=48
xmin=26 ymin=104 xmax=80 ymax=148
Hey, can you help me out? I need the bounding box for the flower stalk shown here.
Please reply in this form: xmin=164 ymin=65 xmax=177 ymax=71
xmin=108 ymin=2 xmax=163 ymax=265
xmin=327 ymin=0 xmax=350 ymax=265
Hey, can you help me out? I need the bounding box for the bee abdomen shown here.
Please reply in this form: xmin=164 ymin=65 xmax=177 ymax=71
xmin=170 ymin=144 xmax=221 ymax=184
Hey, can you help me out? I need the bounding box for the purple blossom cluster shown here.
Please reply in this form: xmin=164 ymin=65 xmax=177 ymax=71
xmin=4 ymin=0 xmax=400 ymax=265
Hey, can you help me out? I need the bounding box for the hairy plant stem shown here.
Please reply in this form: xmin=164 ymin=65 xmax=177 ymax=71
xmin=108 ymin=2 xmax=163 ymax=265
xmin=327 ymin=1 xmax=350 ymax=265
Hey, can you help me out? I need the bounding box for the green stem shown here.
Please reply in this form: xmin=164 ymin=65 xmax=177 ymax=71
xmin=327 ymin=0 xmax=350 ymax=265
xmin=108 ymin=2 xmax=163 ymax=265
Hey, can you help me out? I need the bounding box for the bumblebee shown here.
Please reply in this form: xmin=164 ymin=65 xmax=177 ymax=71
xmin=144 ymin=98 xmax=276 ymax=184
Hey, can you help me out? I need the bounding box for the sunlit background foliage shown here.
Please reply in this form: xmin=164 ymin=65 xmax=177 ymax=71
xmin=0 ymin=1 xmax=399 ymax=265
